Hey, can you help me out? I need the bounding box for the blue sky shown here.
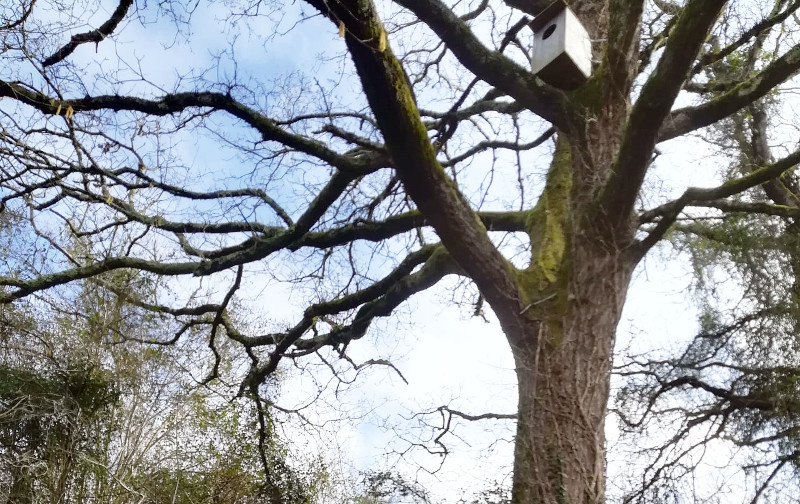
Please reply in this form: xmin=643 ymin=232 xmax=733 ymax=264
xmin=9 ymin=0 xmax=800 ymax=501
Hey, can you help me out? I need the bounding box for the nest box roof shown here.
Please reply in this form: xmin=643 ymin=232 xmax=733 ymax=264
xmin=530 ymin=0 xmax=571 ymax=33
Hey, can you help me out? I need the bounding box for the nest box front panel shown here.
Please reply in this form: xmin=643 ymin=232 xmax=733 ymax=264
xmin=531 ymin=7 xmax=592 ymax=90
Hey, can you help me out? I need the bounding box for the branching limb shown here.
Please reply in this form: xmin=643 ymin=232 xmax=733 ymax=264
xmin=606 ymin=0 xmax=646 ymax=89
xmin=0 ymin=257 xmax=198 ymax=303
xmin=441 ymin=127 xmax=555 ymax=168
xmin=634 ymin=148 xmax=800 ymax=259
xmin=0 ymin=166 xmax=362 ymax=302
xmin=600 ymin=0 xmax=727 ymax=231
xmin=41 ymin=0 xmax=134 ymax=67
xmin=242 ymin=245 xmax=460 ymax=391
xmin=420 ymin=97 xmax=524 ymax=124
xmin=203 ymin=264 xmax=244 ymax=385
xmin=405 ymin=404 xmax=516 ymax=462
xmin=163 ymin=168 xmax=361 ymax=271
xmin=226 ymin=245 xmax=441 ymax=352
xmin=658 ymin=375 xmax=778 ymax=411
xmin=98 ymin=165 xmax=295 ymax=227
xmin=434 ymin=406 xmax=516 ymax=421
xmin=639 ymin=9 xmax=679 ymax=72
xmin=338 ymin=353 xmax=409 ymax=385
xmin=294 ymin=209 xmax=529 ymax=250
xmin=390 ymin=0 xmax=569 ymax=130
xmin=0 ymin=81 xmax=375 ymax=173
xmin=683 ymin=200 xmax=800 ymax=219
xmin=689 ymin=1 xmax=800 ymax=77
xmin=660 ymin=42 xmax=800 ymax=142
xmin=430 ymin=15 xmax=536 ymax=150
xmin=0 ymin=0 xmax=37 ymax=30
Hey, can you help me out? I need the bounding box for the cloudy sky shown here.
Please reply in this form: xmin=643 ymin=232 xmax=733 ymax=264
xmin=21 ymin=0 xmax=785 ymax=501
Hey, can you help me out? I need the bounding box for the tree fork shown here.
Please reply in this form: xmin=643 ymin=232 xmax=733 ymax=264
xmin=306 ymin=0 xmax=644 ymax=502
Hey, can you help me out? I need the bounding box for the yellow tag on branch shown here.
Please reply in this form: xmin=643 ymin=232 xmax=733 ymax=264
xmin=338 ymin=21 xmax=345 ymax=38
xmin=378 ymin=28 xmax=387 ymax=52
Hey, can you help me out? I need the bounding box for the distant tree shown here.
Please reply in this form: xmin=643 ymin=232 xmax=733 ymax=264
xmin=0 ymin=322 xmax=118 ymax=503
xmin=0 ymin=268 xmax=315 ymax=503
xmin=2 ymin=1 xmax=800 ymax=503
xmin=353 ymin=471 xmax=432 ymax=504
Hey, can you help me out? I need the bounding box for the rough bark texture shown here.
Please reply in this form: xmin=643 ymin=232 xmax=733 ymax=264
xmin=511 ymin=244 xmax=634 ymax=504
xmin=507 ymin=131 xmax=635 ymax=504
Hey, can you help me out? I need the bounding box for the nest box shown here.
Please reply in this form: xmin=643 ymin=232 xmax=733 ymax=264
xmin=530 ymin=0 xmax=592 ymax=90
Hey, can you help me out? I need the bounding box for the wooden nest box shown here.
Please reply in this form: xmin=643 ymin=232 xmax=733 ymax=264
xmin=530 ymin=0 xmax=592 ymax=90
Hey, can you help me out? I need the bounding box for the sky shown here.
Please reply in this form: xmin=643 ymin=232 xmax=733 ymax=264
xmin=35 ymin=2 xmax=521 ymax=497
xmin=7 ymin=0 xmax=800 ymax=502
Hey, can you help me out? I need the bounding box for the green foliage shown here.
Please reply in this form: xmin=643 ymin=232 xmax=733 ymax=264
xmin=0 ymin=360 xmax=118 ymax=503
xmin=351 ymin=470 xmax=432 ymax=504
xmin=676 ymin=212 xmax=792 ymax=312
xmin=0 ymin=273 xmax=322 ymax=504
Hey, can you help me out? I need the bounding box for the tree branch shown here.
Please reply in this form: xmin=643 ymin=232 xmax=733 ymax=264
xmin=634 ymin=148 xmax=800 ymax=258
xmin=689 ymin=0 xmax=800 ymax=77
xmin=391 ymin=0 xmax=569 ymax=130
xmin=689 ymin=200 xmax=800 ymax=219
xmin=302 ymin=0 xmax=529 ymax=340
xmin=42 ymin=0 xmax=134 ymax=67
xmin=441 ymin=127 xmax=555 ymax=167
xmin=662 ymin=376 xmax=778 ymax=411
xmin=293 ymin=209 xmax=529 ymax=250
xmin=1 ymin=0 xmax=37 ymax=30
xmin=659 ymin=42 xmax=800 ymax=141
xmin=606 ymin=0 xmax=646 ymax=89
xmin=435 ymin=405 xmax=516 ymax=421
xmin=600 ymin=0 xmax=727 ymax=230
xmin=0 ymin=81 xmax=374 ymax=173
xmin=0 ymin=257 xmax=198 ymax=303
xmin=243 ymin=245 xmax=460 ymax=389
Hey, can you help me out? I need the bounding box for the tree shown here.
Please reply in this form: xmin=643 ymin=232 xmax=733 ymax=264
xmin=0 ymin=296 xmax=119 ymax=503
xmin=1 ymin=0 xmax=800 ymax=502
xmin=0 ymin=359 xmax=118 ymax=503
xmin=0 ymin=234 xmax=318 ymax=503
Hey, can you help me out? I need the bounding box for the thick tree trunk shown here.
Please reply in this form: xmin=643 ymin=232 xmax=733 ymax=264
xmin=511 ymin=246 xmax=633 ymax=504
xmin=321 ymin=2 xmax=644 ymax=502
xmin=507 ymin=110 xmax=635 ymax=502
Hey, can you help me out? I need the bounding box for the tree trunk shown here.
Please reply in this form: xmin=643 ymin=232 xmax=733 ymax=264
xmin=507 ymin=89 xmax=635 ymax=502
xmin=319 ymin=2 xmax=642 ymax=502
xmin=511 ymin=245 xmax=633 ymax=504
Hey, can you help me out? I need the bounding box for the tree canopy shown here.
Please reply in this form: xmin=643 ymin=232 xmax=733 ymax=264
xmin=2 ymin=0 xmax=800 ymax=502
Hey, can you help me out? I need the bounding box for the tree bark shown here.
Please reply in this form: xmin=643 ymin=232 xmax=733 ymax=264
xmin=510 ymin=236 xmax=634 ymax=504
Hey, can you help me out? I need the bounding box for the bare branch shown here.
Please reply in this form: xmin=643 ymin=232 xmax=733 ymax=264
xmin=600 ymin=0 xmax=727 ymax=229
xmin=42 ymin=0 xmax=134 ymax=67
xmin=391 ymin=0 xmax=569 ymax=130
xmin=660 ymin=42 xmax=800 ymax=141
xmin=634 ymin=148 xmax=800 ymax=258
xmin=0 ymin=81 xmax=377 ymax=173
